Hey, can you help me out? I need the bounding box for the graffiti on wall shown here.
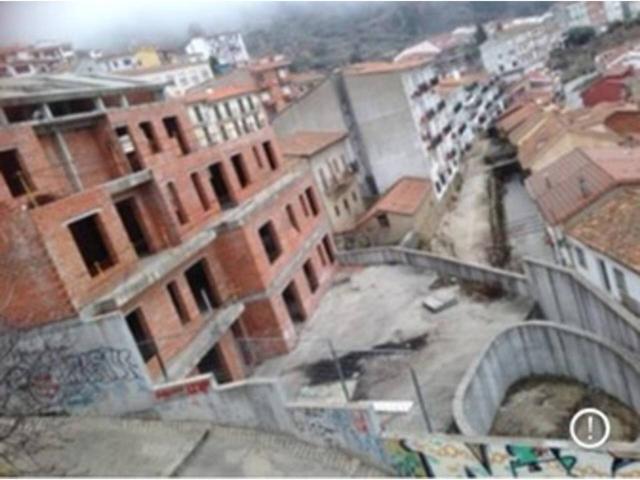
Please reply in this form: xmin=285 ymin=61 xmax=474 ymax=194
xmin=383 ymin=437 xmax=640 ymax=478
xmin=0 ymin=345 xmax=143 ymax=413
xmin=291 ymin=406 xmax=386 ymax=463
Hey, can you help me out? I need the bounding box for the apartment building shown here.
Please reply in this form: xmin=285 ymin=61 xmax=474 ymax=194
xmin=185 ymin=32 xmax=250 ymax=67
xmin=122 ymin=61 xmax=214 ymax=97
xmin=480 ymin=20 xmax=562 ymax=80
xmin=274 ymin=60 xmax=504 ymax=201
xmin=552 ymin=1 xmax=625 ymax=32
xmin=279 ymin=130 xmax=364 ymax=238
xmin=0 ymin=41 xmax=75 ymax=78
xmin=190 ymin=55 xmax=296 ymax=118
xmin=0 ymin=73 xmax=335 ymax=385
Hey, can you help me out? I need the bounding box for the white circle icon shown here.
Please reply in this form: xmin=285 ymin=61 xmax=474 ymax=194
xmin=569 ymin=408 xmax=610 ymax=449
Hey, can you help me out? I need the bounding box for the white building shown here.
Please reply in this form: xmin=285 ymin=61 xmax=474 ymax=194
xmin=565 ymin=186 xmax=640 ymax=316
xmin=480 ymin=20 xmax=562 ymax=79
xmin=0 ymin=41 xmax=75 ymax=78
xmin=526 ymin=147 xmax=640 ymax=315
xmin=280 ymin=130 xmax=365 ymax=235
xmin=122 ymin=61 xmax=214 ymax=97
xmin=185 ymin=33 xmax=250 ymax=67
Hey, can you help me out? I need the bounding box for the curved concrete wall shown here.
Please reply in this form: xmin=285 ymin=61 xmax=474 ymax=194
xmin=453 ymin=321 xmax=640 ymax=437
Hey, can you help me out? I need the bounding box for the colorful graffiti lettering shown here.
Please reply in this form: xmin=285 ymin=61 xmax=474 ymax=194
xmin=383 ymin=437 xmax=640 ymax=478
xmin=0 ymin=346 xmax=142 ymax=413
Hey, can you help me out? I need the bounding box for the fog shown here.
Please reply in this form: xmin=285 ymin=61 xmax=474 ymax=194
xmin=0 ymin=1 xmax=297 ymax=50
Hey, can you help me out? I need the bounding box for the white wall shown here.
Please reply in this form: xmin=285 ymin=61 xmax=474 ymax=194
xmin=567 ymin=236 xmax=640 ymax=312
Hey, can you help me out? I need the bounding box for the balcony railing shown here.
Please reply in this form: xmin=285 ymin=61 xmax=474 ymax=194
xmin=325 ymin=166 xmax=357 ymax=197
xmin=621 ymin=293 xmax=640 ymax=317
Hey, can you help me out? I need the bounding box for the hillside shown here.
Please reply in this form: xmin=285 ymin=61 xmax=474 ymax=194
xmin=244 ymin=2 xmax=551 ymax=71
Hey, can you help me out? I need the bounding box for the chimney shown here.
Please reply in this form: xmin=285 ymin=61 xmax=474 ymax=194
xmin=578 ymin=176 xmax=589 ymax=198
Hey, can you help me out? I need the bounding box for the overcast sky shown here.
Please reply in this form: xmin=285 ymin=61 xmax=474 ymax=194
xmin=0 ymin=1 xmax=278 ymax=50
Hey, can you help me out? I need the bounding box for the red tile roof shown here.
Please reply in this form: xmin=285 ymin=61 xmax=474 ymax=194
xmin=567 ymin=186 xmax=640 ymax=274
xmin=183 ymin=83 xmax=258 ymax=103
xmin=357 ymin=177 xmax=431 ymax=226
xmin=279 ymin=131 xmax=348 ymax=157
xmin=526 ymin=146 xmax=640 ymax=225
xmin=343 ymin=58 xmax=431 ymax=76
xmin=496 ymin=102 xmax=542 ymax=134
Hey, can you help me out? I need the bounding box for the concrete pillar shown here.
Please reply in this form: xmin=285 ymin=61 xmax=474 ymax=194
xmin=0 ymin=108 xmax=8 ymax=127
xmin=41 ymin=103 xmax=54 ymax=120
xmin=53 ymin=130 xmax=84 ymax=192
xmin=120 ymin=95 xmax=129 ymax=108
xmin=95 ymin=97 xmax=106 ymax=111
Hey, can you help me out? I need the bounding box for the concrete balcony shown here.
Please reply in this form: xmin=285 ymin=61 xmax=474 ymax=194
xmin=325 ymin=168 xmax=357 ymax=198
xmin=164 ymin=302 xmax=245 ymax=381
xmin=84 ymin=166 xmax=307 ymax=317
xmin=104 ymin=168 xmax=153 ymax=195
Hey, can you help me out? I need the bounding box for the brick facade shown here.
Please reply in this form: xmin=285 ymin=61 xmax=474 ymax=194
xmin=0 ymin=79 xmax=336 ymax=384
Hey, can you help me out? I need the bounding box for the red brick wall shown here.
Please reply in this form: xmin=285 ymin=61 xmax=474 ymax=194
xmin=0 ymin=203 xmax=75 ymax=326
xmin=62 ymin=125 xmax=119 ymax=188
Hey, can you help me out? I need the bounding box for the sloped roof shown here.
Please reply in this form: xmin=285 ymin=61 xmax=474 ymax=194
xmin=526 ymin=146 xmax=640 ymax=226
xmin=279 ymin=130 xmax=348 ymax=157
xmin=343 ymin=58 xmax=431 ymax=76
xmin=566 ymin=186 xmax=640 ymax=275
xmin=357 ymin=177 xmax=431 ymax=227
xmin=496 ymin=102 xmax=542 ymax=135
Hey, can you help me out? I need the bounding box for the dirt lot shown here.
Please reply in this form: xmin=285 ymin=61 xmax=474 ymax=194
xmin=491 ymin=376 xmax=640 ymax=442
xmin=254 ymin=264 xmax=533 ymax=436
xmin=430 ymin=139 xmax=492 ymax=264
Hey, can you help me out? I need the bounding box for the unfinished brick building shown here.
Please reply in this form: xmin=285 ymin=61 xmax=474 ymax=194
xmin=0 ymin=74 xmax=337 ymax=384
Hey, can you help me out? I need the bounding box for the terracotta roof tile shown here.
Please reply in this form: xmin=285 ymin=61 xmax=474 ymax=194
xmin=279 ymin=131 xmax=348 ymax=157
xmin=526 ymin=146 xmax=640 ymax=225
xmin=357 ymin=177 xmax=431 ymax=226
xmin=496 ymin=102 xmax=542 ymax=134
xmin=567 ymin=186 xmax=640 ymax=274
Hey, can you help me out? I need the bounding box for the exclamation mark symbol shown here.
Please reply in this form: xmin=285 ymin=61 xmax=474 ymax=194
xmin=587 ymin=415 xmax=594 ymax=441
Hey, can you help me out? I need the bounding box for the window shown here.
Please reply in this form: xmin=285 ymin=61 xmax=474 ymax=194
xmin=125 ymin=309 xmax=157 ymax=363
xmin=258 ymin=220 xmax=282 ymax=263
xmin=263 ymin=140 xmax=278 ymax=170
xmin=68 ymin=214 xmax=115 ymax=277
xmin=322 ymin=235 xmax=335 ymax=263
xmin=614 ymin=268 xmax=628 ymax=296
xmin=209 ymin=162 xmax=235 ymax=209
xmin=334 ymin=205 xmax=340 ymax=217
xmin=253 ymin=145 xmax=263 ymax=168
xmin=317 ymin=245 xmax=327 ymax=266
xmin=0 ymin=149 xmax=32 ymax=198
xmin=167 ymin=181 xmax=189 ymax=225
xmin=230 ymin=153 xmax=250 ymax=188
xmin=377 ymin=214 xmax=390 ymax=228
xmin=115 ymin=197 xmax=152 ymax=257
xmin=598 ymin=258 xmax=611 ymax=292
xmin=303 ymin=259 xmax=319 ymax=293
xmin=286 ymin=204 xmax=300 ymax=232
xmin=305 ymin=187 xmax=319 ymax=216
xmin=343 ymin=198 xmax=351 ymax=214
xmin=299 ymin=194 xmax=309 ymax=217
xmin=167 ymin=281 xmax=190 ymax=325
xmin=139 ymin=121 xmax=161 ymax=153
xmin=574 ymin=246 xmax=586 ymax=268
xmin=162 ymin=116 xmax=190 ymax=155
xmin=185 ymin=260 xmax=220 ymax=314
xmin=352 ymin=191 xmax=358 ymax=202
xmin=191 ymin=172 xmax=211 ymax=211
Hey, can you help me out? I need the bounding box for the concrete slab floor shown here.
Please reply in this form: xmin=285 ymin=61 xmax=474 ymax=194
xmin=255 ymin=264 xmax=534 ymax=437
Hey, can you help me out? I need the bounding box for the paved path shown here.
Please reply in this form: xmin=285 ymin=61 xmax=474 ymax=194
xmin=0 ymin=417 xmax=386 ymax=477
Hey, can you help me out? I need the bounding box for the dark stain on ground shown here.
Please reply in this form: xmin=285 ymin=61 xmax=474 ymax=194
xmin=302 ymin=333 xmax=429 ymax=386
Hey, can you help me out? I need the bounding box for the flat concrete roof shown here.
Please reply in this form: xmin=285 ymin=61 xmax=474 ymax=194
xmin=0 ymin=73 xmax=164 ymax=106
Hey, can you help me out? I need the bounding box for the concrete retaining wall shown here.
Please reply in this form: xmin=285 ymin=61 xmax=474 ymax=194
xmin=524 ymin=258 xmax=640 ymax=356
xmin=0 ymin=312 xmax=153 ymax=415
xmin=338 ymin=247 xmax=530 ymax=297
xmin=453 ymin=322 xmax=640 ymax=437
